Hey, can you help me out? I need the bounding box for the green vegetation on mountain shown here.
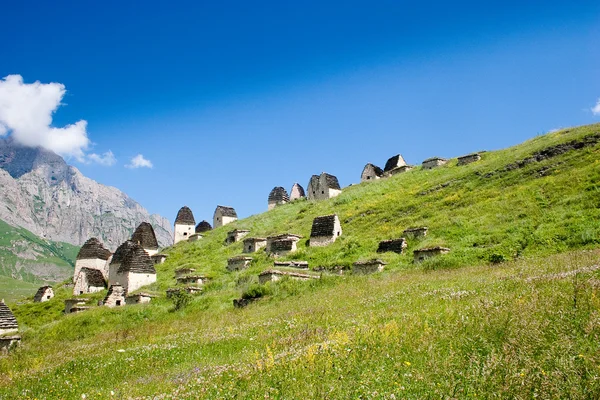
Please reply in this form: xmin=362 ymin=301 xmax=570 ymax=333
xmin=2 ymin=124 xmax=600 ymax=399
xmin=0 ymin=219 xmax=78 ymax=298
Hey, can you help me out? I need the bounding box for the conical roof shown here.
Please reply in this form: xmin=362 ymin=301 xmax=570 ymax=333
xmin=195 ymin=220 xmax=212 ymax=233
xmin=76 ymin=238 xmax=112 ymax=260
xmin=322 ymin=173 xmax=341 ymax=190
xmin=384 ymin=154 xmax=407 ymax=172
xmin=268 ymin=187 xmax=290 ymax=203
xmin=0 ymin=300 xmax=18 ymax=332
xmin=215 ymin=205 xmax=237 ymax=218
xmin=290 ymin=183 xmax=306 ymax=199
xmin=131 ymin=222 xmax=159 ymax=250
xmin=175 ymin=206 xmax=196 ymax=225
xmin=111 ymin=241 xmax=156 ymax=274
xmin=33 ymin=286 xmax=52 ymax=302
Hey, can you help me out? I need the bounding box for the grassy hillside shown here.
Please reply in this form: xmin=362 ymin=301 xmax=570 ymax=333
xmin=0 ymin=218 xmax=78 ymax=298
xmin=1 ymin=124 xmax=600 ymax=399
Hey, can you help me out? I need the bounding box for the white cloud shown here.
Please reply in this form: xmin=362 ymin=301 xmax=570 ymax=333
xmin=87 ymin=151 xmax=117 ymax=166
xmin=592 ymin=99 xmax=600 ymax=116
xmin=126 ymin=154 xmax=153 ymax=169
xmin=0 ymin=74 xmax=92 ymax=161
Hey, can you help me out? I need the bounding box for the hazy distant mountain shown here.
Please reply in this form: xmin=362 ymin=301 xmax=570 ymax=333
xmin=0 ymin=138 xmax=173 ymax=251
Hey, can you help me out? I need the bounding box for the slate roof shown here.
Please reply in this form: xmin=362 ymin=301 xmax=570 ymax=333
xmin=131 ymin=222 xmax=159 ymax=250
xmin=111 ymin=241 xmax=156 ymax=274
xmin=0 ymin=300 xmax=18 ymax=332
xmin=175 ymin=206 xmax=196 ymax=225
xmin=353 ymin=259 xmax=387 ymax=266
xmin=414 ymin=246 xmax=450 ymax=252
xmin=270 ymin=239 xmax=294 ymax=251
xmin=322 ymin=173 xmax=341 ymax=190
xmin=76 ymin=238 xmax=112 ymax=260
xmin=423 ymin=157 xmax=447 ymax=163
xmin=384 ymin=154 xmax=407 ymax=172
xmin=195 ymin=220 xmax=212 ymax=233
xmin=33 ymin=286 xmax=52 ymax=302
xmin=290 ymin=183 xmax=306 ymax=198
xmin=377 ymin=238 xmax=407 ymax=254
xmin=310 ymin=214 xmax=339 ymax=237
xmin=78 ymin=267 xmax=107 ymax=287
xmin=268 ymin=187 xmax=290 ymax=203
xmin=215 ymin=205 xmax=237 ymax=218
xmin=363 ymin=163 xmax=384 ymax=177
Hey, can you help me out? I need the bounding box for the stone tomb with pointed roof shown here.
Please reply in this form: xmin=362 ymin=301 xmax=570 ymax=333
xmin=289 ymin=183 xmax=306 ymax=201
xmin=74 ymin=238 xmax=112 ymax=282
xmin=422 ymin=157 xmax=448 ymax=169
xmin=0 ymin=300 xmax=18 ymax=336
xmin=131 ymin=222 xmax=159 ymax=256
xmin=225 ymin=229 xmax=250 ymax=245
xmin=108 ymin=241 xmax=157 ymax=294
xmin=243 ymin=237 xmax=267 ymax=253
xmin=74 ymin=267 xmax=107 ymax=295
xmin=307 ymin=173 xmax=342 ymax=200
xmin=33 ymin=286 xmax=54 ymax=302
xmin=213 ymin=205 xmax=238 ymax=228
xmin=195 ymin=220 xmax=212 ymax=233
xmin=384 ymin=154 xmax=409 ymax=175
xmin=174 ymin=206 xmax=196 ymax=244
xmin=309 ymin=214 xmax=342 ymax=247
xmin=268 ymin=187 xmax=290 ymax=210
xmin=361 ymin=163 xmax=384 ymax=182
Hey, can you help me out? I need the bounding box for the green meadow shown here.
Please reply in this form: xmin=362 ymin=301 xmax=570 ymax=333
xmin=1 ymin=123 xmax=600 ymax=399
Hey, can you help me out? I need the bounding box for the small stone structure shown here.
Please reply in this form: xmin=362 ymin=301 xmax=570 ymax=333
xmin=176 ymin=275 xmax=209 ymax=285
xmin=125 ymin=293 xmax=153 ymax=304
xmin=74 ymin=237 xmax=112 ymax=282
xmin=422 ymin=157 xmax=448 ymax=169
xmin=167 ymin=287 xmax=202 ymax=297
xmin=384 ymin=154 xmax=408 ymax=175
xmin=289 ymin=183 xmax=306 ymax=201
xmin=377 ymin=238 xmax=408 ymax=254
xmin=227 ymin=256 xmax=253 ymax=271
xmin=353 ymin=259 xmax=387 ymax=274
xmin=188 ymin=233 xmax=202 ymax=242
xmin=388 ymin=165 xmax=413 ymax=175
xmin=103 ymin=284 xmax=126 ymax=307
xmin=0 ymin=300 xmax=18 ymax=336
xmin=213 ymin=205 xmax=238 ymax=228
xmin=266 ymin=234 xmax=302 ymax=253
xmin=361 ymin=163 xmax=384 ymax=181
xmin=258 ymin=269 xmax=319 ymax=284
xmin=269 ymin=239 xmax=298 ymax=256
xmin=131 ymin=222 xmax=159 ymax=256
xmin=74 ymin=267 xmax=107 ymax=295
xmin=268 ymin=187 xmax=290 ymax=210
xmin=0 ymin=335 xmax=20 ymax=354
xmin=185 ymin=286 xmax=203 ymax=295
xmin=175 ymin=267 xmax=196 ymax=278
xmin=151 ymin=254 xmax=168 ymax=265
xmin=274 ymin=260 xmax=309 ymax=269
xmin=310 ymin=214 xmax=342 ymax=247
xmin=195 ymin=220 xmax=212 ymax=233
xmin=64 ymin=299 xmax=88 ymax=314
xmin=414 ymin=247 xmax=450 ymax=262
xmin=225 ymin=229 xmax=250 ymax=245
xmin=307 ymin=172 xmax=342 ymax=200
xmin=243 ymin=237 xmax=267 ymax=253
xmin=108 ymin=241 xmax=157 ymax=294
xmin=33 ymin=286 xmax=54 ymax=302
xmin=457 ymin=153 xmax=481 ymax=166
xmin=403 ymin=227 xmax=428 ymax=238
xmin=174 ymin=206 xmax=196 ymax=244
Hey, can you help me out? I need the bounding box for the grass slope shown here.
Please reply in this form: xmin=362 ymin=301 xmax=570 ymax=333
xmin=2 ymin=124 xmax=600 ymax=399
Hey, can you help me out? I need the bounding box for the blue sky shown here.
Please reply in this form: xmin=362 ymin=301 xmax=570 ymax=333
xmin=1 ymin=1 xmax=599 ymax=224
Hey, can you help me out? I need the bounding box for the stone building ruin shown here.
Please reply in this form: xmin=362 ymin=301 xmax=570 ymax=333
xmin=268 ymin=187 xmax=290 ymax=210
xmin=108 ymin=241 xmax=157 ymax=294
xmin=225 ymin=229 xmax=250 ymax=244
xmin=457 ymin=153 xmax=481 ymax=166
xmin=266 ymin=234 xmax=302 ymax=253
xmin=384 ymin=154 xmax=409 ymax=175
xmin=353 ymin=259 xmax=387 ymax=274
xmin=151 ymin=254 xmax=168 ymax=265
xmin=0 ymin=300 xmax=18 ymax=336
xmin=309 ymin=214 xmax=342 ymax=247
xmin=126 ymin=293 xmax=153 ymax=305
xmin=64 ymin=299 xmax=89 ymax=314
xmin=195 ymin=220 xmax=212 ymax=233
xmin=289 ymin=183 xmax=306 ymax=201
xmin=414 ymin=247 xmax=450 ymax=262
xmin=74 ymin=238 xmax=112 ymax=282
xmin=74 ymin=268 xmax=107 ymax=295
xmin=307 ymin=173 xmax=342 ymax=200
xmin=131 ymin=222 xmax=159 ymax=256
xmin=174 ymin=206 xmax=196 ymax=244
xmin=213 ymin=205 xmax=238 ymax=228
xmin=33 ymin=286 xmax=54 ymax=302
xmin=274 ymin=260 xmax=309 ymax=269
xmin=227 ymin=256 xmax=253 ymax=271
xmin=403 ymin=227 xmax=428 ymax=238
xmin=361 ymin=163 xmax=384 ymax=181
xmin=258 ymin=269 xmax=319 ymax=284
xmin=269 ymin=238 xmax=298 ymax=256
xmin=103 ymin=284 xmax=126 ymax=307
xmin=377 ymin=238 xmax=408 ymax=254
xmin=422 ymin=157 xmax=448 ymax=169
xmin=243 ymin=237 xmax=267 ymax=253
